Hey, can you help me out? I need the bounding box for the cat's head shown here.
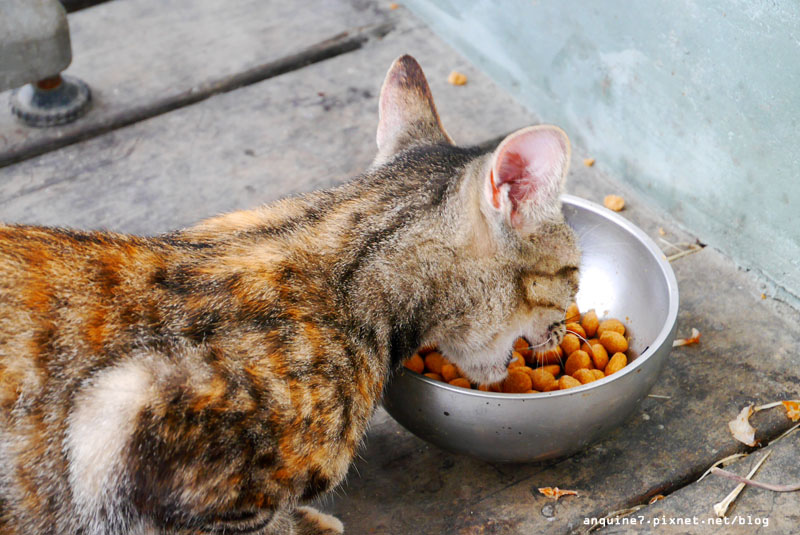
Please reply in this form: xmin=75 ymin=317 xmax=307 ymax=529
xmin=374 ymin=55 xmax=580 ymax=385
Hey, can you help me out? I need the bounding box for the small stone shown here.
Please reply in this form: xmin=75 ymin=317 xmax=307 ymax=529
xmin=541 ymin=503 xmax=555 ymax=517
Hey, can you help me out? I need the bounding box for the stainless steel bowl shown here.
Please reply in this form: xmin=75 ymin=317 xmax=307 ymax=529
xmin=382 ymin=194 xmax=679 ymax=463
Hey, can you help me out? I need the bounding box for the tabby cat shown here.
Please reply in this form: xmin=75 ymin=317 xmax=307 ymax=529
xmin=0 ymin=55 xmax=579 ymax=534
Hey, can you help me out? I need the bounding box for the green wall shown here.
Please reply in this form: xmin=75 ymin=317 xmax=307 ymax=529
xmin=404 ymin=0 xmax=800 ymax=304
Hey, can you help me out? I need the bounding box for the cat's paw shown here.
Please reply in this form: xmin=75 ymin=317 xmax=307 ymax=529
xmin=293 ymin=506 xmax=344 ymax=534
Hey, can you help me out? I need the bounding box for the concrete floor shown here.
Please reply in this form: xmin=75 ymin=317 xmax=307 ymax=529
xmin=1 ymin=1 xmax=797 ymax=533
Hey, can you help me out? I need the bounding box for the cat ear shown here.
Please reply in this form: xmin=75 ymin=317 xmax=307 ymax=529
xmin=484 ymin=125 xmax=571 ymax=232
xmin=374 ymin=55 xmax=453 ymax=165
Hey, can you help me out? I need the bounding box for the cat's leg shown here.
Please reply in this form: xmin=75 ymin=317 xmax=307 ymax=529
xmin=291 ymin=506 xmax=344 ymax=535
xmin=262 ymin=506 xmax=343 ymax=535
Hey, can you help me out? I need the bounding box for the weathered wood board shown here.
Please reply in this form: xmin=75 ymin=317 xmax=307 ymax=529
xmin=0 ymin=14 xmax=532 ymax=236
xmin=0 ymin=0 xmax=392 ymax=166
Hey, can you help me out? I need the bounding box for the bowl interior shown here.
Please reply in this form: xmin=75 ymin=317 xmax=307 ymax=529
xmin=564 ymin=197 xmax=672 ymax=361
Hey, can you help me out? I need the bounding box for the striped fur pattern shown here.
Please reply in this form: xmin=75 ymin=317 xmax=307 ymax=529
xmin=0 ymin=56 xmax=579 ymax=534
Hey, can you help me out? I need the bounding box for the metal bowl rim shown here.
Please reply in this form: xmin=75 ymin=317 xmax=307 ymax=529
xmin=396 ymin=194 xmax=680 ymax=399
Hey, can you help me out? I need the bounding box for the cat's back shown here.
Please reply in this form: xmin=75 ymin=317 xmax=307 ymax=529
xmin=0 ymin=224 xmax=172 ymax=411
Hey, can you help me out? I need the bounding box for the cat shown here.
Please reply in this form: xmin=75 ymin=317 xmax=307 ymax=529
xmin=0 ymin=55 xmax=580 ymax=534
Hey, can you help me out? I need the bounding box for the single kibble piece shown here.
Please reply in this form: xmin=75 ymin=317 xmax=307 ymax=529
xmin=477 ymin=384 xmax=491 ymax=392
xmin=566 ymin=323 xmax=586 ymax=339
xmin=543 ymin=382 xmax=561 ymax=392
xmin=502 ymin=369 xmax=533 ymax=393
xmin=580 ymin=339 xmax=599 ymax=354
xmin=560 ymin=333 xmax=581 ymax=357
xmin=581 ymin=309 xmax=599 ymax=337
xmin=590 ymin=369 xmax=605 ymax=380
xmin=449 ymin=377 xmax=471 ymax=389
xmin=519 ymin=365 xmax=535 ymax=382
xmin=539 ymin=364 xmax=561 ymax=376
xmin=583 ymin=158 xmax=595 ymax=167
xmin=599 ymin=331 xmax=628 ymax=354
xmin=565 ymin=302 xmax=580 ymax=322
xmin=559 ymin=375 xmax=582 ymax=390
xmin=525 ymin=390 xmax=540 ymax=394
xmin=448 ymin=71 xmax=468 ymax=86
xmin=530 ymin=368 xmax=557 ymax=391
xmin=514 ymin=337 xmax=533 ymax=360
xmin=489 ymin=382 xmax=503 ymax=393
xmin=589 ymin=343 xmax=609 ymax=370
xmin=508 ymin=351 xmax=526 ymax=368
xmin=604 ymin=194 xmax=625 ymax=211
xmin=424 ymin=352 xmax=445 ymax=374
xmin=424 ymin=372 xmax=443 ymax=381
xmin=404 ymin=353 xmax=425 ymax=374
xmin=597 ymin=318 xmax=626 ymax=337
xmin=572 ymin=368 xmax=597 ymax=384
xmin=564 ymin=350 xmax=592 ymax=376
xmin=531 ymin=345 xmax=562 ymax=366
xmin=605 ymin=352 xmax=628 ymax=375
xmin=441 ymin=363 xmax=459 ymax=382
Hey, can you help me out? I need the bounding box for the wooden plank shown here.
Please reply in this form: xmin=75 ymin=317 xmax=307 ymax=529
xmin=0 ymin=0 xmax=392 ymax=167
xmin=0 ymin=13 xmax=536 ymax=236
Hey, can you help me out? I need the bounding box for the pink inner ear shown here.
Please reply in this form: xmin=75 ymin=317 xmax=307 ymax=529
xmin=493 ymin=129 xmax=567 ymax=212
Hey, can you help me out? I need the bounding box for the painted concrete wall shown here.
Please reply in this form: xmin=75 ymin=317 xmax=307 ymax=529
xmin=403 ymin=0 xmax=800 ymax=303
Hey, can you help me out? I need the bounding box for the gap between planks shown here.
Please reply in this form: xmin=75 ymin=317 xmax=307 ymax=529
xmin=0 ymin=21 xmax=394 ymax=170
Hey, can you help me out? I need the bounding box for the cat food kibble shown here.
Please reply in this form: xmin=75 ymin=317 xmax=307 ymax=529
xmin=403 ymin=353 xmax=425 ymax=374
xmin=605 ymin=352 xmax=627 ymax=375
xmin=566 ymin=302 xmax=580 ymax=322
xmin=581 ymin=309 xmax=599 ymax=337
xmin=449 ymin=378 xmax=471 ymax=388
xmin=447 ymin=71 xmax=468 ymax=86
xmin=406 ymin=308 xmax=636 ymax=393
xmin=572 ymin=368 xmax=597 ymax=385
xmin=598 ymin=319 xmax=625 ymax=337
xmin=604 ymin=194 xmax=625 ymax=211
xmin=502 ymin=369 xmax=532 ymax=393
xmin=566 ymin=323 xmax=586 ymax=339
xmin=531 ymin=346 xmax=562 ymax=366
xmin=508 ymin=351 xmax=526 ymax=368
xmin=558 ymin=375 xmax=582 ymax=389
xmin=529 ymin=368 xmax=557 ymax=391
xmin=424 ymin=352 xmax=445 ymax=374
xmin=564 ymin=350 xmax=591 ymax=376
xmin=441 ymin=363 xmax=460 ymax=382
xmin=599 ymin=331 xmax=628 ymax=354
xmin=560 ymin=333 xmax=581 ymax=356
xmin=589 ymin=343 xmax=609 ymax=370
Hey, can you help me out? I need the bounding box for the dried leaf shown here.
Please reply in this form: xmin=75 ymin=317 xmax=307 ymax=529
xmin=538 ymin=487 xmax=579 ymax=500
xmin=782 ymin=401 xmax=800 ymax=422
xmin=672 ymin=328 xmax=700 ymax=347
xmin=713 ymin=451 xmax=771 ymax=517
xmin=728 ymin=405 xmax=757 ymax=447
